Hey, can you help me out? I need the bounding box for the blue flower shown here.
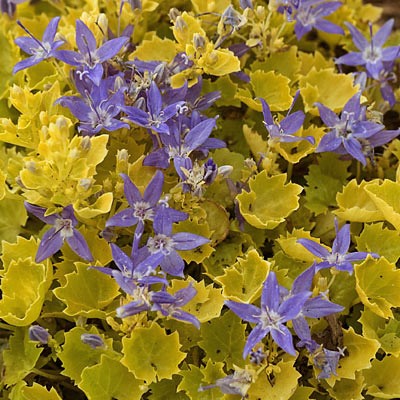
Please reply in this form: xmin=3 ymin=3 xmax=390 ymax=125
xmin=56 ymin=74 xmax=129 ymax=136
xmin=24 ymin=202 xmax=93 ymax=263
xmin=55 ymin=20 xmax=129 ymax=86
xmin=226 ymin=271 xmax=310 ymax=357
xmin=145 ymin=204 xmax=210 ymax=277
xmin=260 ymin=92 xmax=315 ymax=144
xmin=143 ymin=116 xmax=223 ymax=173
xmin=288 ymin=265 xmax=344 ymax=343
xmin=297 ymin=219 xmax=377 ymax=274
xmin=315 ymin=92 xmax=399 ymax=165
xmin=151 ymin=284 xmax=200 ymax=328
xmin=336 ymin=19 xmax=400 ymax=80
xmin=13 ymin=17 xmax=65 ymax=73
xmin=122 ymin=81 xmax=184 ymax=134
xmin=292 ymin=1 xmax=344 ymax=40
xmin=93 ymin=243 xmax=167 ymax=295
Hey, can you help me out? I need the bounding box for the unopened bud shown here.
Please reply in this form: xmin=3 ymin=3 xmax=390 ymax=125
xmin=29 ymin=325 xmax=50 ymax=344
xmin=169 ymin=8 xmax=181 ymax=22
xmin=81 ymin=333 xmax=106 ymax=349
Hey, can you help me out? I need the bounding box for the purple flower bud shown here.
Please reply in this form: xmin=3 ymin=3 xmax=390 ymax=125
xmin=29 ymin=325 xmax=50 ymax=344
xmin=81 ymin=333 xmax=106 ymax=349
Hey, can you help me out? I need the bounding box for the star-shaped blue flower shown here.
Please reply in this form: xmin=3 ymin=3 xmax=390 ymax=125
xmin=55 ymin=19 xmax=129 ymax=86
xmin=226 ymin=271 xmax=310 ymax=357
xmin=336 ymin=19 xmax=400 ymax=79
xmin=297 ymin=219 xmax=377 ymax=274
xmin=260 ymin=92 xmax=315 ymax=144
xmin=13 ymin=17 xmax=65 ymax=73
xmin=25 ymin=202 xmax=93 ymax=263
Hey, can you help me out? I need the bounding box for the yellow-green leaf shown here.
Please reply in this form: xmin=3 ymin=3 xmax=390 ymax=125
xmin=360 ymin=308 xmax=400 ymax=357
xmin=237 ymin=172 xmax=302 ymax=229
xmin=0 ymin=257 xmax=52 ymax=326
xmin=121 ymin=322 xmax=186 ymax=383
xmin=53 ymin=263 xmax=120 ymax=318
xmin=10 ymin=382 xmax=62 ymax=400
xmin=335 ymin=179 xmax=385 ymax=222
xmin=355 ymin=257 xmax=400 ymax=318
xmin=215 ymin=248 xmax=270 ymax=302
xmin=356 ymin=222 xmax=400 ymax=263
xmin=79 ymin=355 xmax=147 ymax=400
xmin=364 ymin=179 xmax=400 ymax=231
xmin=236 ymin=71 xmax=292 ymax=112
xmin=199 ymin=311 xmax=246 ymax=369
xmin=169 ymin=278 xmax=224 ymax=323
xmin=248 ymin=359 xmax=300 ymax=400
xmin=299 ymin=68 xmax=359 ymax=113
xmin=3 ymin=327 xmax=43 ymax=386
xmin=326 ymin=371 xmax=365 ymax=400
xmin=59 ymin=326 xmax=112 ymax=384
xmin=131 ymin=34 xmax=177 ymax=62
xmin=305 ymin=153 xmax=351 ymax=215
xmin=363 ymin=356 xmax=400 ymax=399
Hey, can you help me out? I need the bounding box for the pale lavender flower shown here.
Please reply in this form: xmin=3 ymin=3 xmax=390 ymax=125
xmin=199 ymin=368 xmax=255 ymax=396
xmin=261 ymin=91 xmax=315 ymax=144
xmin=25 ymin=202 xmax=93 ymax=263
xmin=292 ymin=1 xmax=344 ymax=40
xmin=28 ymin=325 xmax=50 ymax=344
xmin=55 ymin=20 xmax=129 ymax=86
xmin=336 ymin=19 xmax=400 ymax=80
xmin=226 ymin=272 xmax=310 ymax=357
xmin=297 ymin=219 xmax=377 ymax=274
xmin=13 ymin=17 xmax=65 ymax=73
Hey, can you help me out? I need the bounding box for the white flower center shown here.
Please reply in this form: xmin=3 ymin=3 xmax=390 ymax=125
xmin=147 ymin=234 xmax=175 ymax=255
xmin=54 ymin=218 xmax=74 ymax=239
xmin=133 ymin=201 xmax=154 ymax=220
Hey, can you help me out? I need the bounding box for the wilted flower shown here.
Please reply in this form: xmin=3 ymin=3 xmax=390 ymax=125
xmin=199 ymin=367 xmax=255 ymax=396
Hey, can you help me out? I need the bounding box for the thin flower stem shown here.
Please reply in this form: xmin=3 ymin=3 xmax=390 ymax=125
xmin=0 ymin=322 xmax=16 ymax=332
xmin=32 ymin=368 xmax=66 ymax=381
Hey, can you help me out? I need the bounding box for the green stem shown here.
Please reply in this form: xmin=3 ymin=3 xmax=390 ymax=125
xmin=0 ymin=322 xmax=16 ymax=332
xmin=32 ymin=368 xmax=65 ymax=381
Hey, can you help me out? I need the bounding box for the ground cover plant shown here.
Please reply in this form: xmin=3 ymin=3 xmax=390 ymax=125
xmin=1 ymin=0 xmax=400 ymax=398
